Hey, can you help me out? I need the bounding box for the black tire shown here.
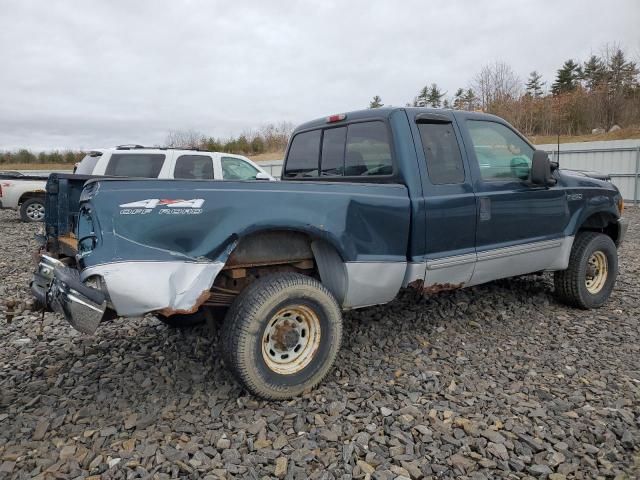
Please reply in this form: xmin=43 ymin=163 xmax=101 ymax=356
xmin=554 ymin=232 xmax=618 ymax=309
xmin=221 ymin=272 xmax=343 ymax=400
xmin=20 ymin=197 xmax=46 ymax=222
xmin=156 ymin=310 xmax=206 ymax=328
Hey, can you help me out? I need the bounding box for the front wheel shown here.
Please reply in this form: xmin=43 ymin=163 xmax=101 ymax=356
xmin=221 ymin=272 xmax=342 ymax=399
xmin=554 ymin=232 xmax=618 ymax=309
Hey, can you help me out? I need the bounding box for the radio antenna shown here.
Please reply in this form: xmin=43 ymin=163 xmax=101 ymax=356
xmin=556 ymin=132 xmax=560 ymax=167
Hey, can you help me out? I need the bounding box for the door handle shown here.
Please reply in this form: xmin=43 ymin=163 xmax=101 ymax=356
xmin=479 ymin=197 xmax=491 ymax=221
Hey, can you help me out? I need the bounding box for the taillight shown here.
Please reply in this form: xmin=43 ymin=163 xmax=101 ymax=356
xmin=326 ymin=113 xmax=346 ymax=123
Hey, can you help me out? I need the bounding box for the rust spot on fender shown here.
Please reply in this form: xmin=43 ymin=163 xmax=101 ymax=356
xmin=156 ymin=289 xmax=210 ymax=317
xmin=408 ymin=279 xmax=464 ymax=294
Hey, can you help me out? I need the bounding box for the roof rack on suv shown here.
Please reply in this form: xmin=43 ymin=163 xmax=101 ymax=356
xmin=115 ymin=144 xmax=146 ymax=150
xmin=114 ymin=145 xmax=211 ymax=152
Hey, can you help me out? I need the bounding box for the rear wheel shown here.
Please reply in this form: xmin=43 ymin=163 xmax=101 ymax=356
xmin=20 ymin=197 xmax=45 ymax=222
xmin=554 ymin=232 xmax=618 ymax=309
xmin=221 ymin=272 xmax=342 ymax=399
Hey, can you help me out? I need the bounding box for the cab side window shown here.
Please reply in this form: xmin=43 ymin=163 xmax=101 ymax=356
xmin=466 ymin=121 xmax=534 ymax=181
xmin=344 ymin=122 xmax=393 ymax=176
xmin=174 ymin=155 xmax=214 ymax=179
xmin=417 ymin=122 xmax=465 ymax=184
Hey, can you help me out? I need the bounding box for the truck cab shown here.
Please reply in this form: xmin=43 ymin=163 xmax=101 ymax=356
xmin=280 ymin=108 xmax=626 ymax=292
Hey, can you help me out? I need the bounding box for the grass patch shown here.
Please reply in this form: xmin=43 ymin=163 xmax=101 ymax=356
xmin=529 ymin=127 xmax=640 ymax=145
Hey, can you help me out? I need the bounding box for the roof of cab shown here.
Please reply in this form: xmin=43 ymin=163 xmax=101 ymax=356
xmin=293 ymin=107 xmax=504 ymax=132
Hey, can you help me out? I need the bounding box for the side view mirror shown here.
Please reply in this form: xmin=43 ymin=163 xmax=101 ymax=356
xmin=529 ymin=150 xmax=557 ymax=186
xmin=255 ymin=172 xmax=273 ymax=180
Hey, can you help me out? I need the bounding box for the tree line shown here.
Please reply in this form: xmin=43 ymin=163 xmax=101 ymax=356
xmin=2 ymin=43 xmax=638 ymax=165
xmin=0 ymin=122 xmax=294 ymax=165
xmin=164 ymin=121 xmax=293 ymax=155
xmin=0 ymin=149 xmax=85 ymax=166
xmin=370 ymin=43 xmax=639 ymax=136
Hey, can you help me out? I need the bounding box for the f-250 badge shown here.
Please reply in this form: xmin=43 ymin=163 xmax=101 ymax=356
xmin=566 ymin=193 xmax=583 ymax=201
xmin=119 ymin=198 xmax=204 ymax=215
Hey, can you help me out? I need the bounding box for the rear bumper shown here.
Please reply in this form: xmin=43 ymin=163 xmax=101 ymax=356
xmin=31 ymin=255 xmax=107 ymax=334
xmin=616 ymin=217 xmax=629 ymax=246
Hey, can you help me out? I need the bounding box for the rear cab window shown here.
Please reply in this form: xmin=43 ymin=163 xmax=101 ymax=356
xmin=104 ymin=153 xmax=165 ymax=177
xmin=284 ymin=121 xmax=393 ymax=179
xmin=285 ymin=130 xmax=321 ymax=178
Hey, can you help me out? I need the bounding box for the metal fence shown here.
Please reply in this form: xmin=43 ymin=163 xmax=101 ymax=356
xmin=257 ymin=143 xmax=640 ymax=204
xmin=542 ymin=145 xmax=640 ymax=204
xmin=260 ymin=161 xmax=283 ymax=178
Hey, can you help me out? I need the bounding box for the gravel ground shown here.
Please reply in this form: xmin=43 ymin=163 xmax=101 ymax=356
xmin=0 ymin=207 xmax=639 ymax=480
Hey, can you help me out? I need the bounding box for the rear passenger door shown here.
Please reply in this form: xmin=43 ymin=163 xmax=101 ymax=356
xmin=410 ymin=113 xmax=477 ymax=288
xmin=172 ymin=154 xmax=216 ymax=180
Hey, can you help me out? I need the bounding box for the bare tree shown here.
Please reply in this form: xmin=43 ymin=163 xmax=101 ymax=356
xmin=472 ymin=61 xmax=522 ymax=111
xmin=165 ymin=129 xmax=205 ymax=149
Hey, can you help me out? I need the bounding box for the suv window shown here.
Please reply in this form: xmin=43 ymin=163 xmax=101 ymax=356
xmin=417 ymin=122 xmax=465 ymax=184
xmin=75 ymin=153 xmax=101 ymax=175
xmin=104 ymin=153 xmax=165 ymax=177
xmin=174 ymin=155 xmax=214 ymax=179
xmin=467 ymin=121 xmax=533 ymax=181
xmin=222 ymin=157 xmax=259 ymax=180
xmin=284 ymin=130 xmax=321 ymax=178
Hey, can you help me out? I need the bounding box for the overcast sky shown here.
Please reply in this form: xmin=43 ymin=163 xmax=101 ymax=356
xmin=0 ymin=0 xmax=638 ymax=151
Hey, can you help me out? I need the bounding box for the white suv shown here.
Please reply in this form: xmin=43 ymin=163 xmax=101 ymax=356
xmin=75 ymin=146 xmax=274 ymax=181
xmin=1 ymin=146 xmax=274 ymax=222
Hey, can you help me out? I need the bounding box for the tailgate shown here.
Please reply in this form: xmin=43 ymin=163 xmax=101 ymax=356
xmin=44 ymin=173 xmax=96 ymax=256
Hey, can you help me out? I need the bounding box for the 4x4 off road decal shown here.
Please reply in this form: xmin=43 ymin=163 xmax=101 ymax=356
xmin=119 ymin=198 xmax=204 ymax=215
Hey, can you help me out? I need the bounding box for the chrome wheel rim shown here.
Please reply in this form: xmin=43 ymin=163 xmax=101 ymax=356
xmin=261 ymin=305 xmax=321 ymax=374
xmin=585 ymin=251 xmax=608 ymax=294
xmin=26 ymin=202 xmax=45 ymax=220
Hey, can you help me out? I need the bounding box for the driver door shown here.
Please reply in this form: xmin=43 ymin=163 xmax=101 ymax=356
xmin=459 ymin=117 xmax=570 ymax=285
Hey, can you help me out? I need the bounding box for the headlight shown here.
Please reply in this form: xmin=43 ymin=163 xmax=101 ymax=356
xmin=618 ymin=197 xmax=624 ymax=215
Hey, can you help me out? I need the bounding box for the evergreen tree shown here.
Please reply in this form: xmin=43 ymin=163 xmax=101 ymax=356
xmin=607 ymin=48 xmax=639 ymax=94
xmin=250 ymin=136 xmax=265 ymax=154
xmin=427 ymin=83 xmax=445 ymax=108
xmin=525 ymin=71 xmax=545 ymax=97
xmin=582 ymin=55 xmax=606 ymax=91
xmin=551 ymin=59 xmax=581 ymax=95
xmin=414 ymin=85 xmax=430 ymax=107
xmin=453 ymin=88 xmax=465 ymax=109
xmin=463 ymin=89 xmax=478 ymax=110
xmin=369 ymin=95 xmax=384 ymax=108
